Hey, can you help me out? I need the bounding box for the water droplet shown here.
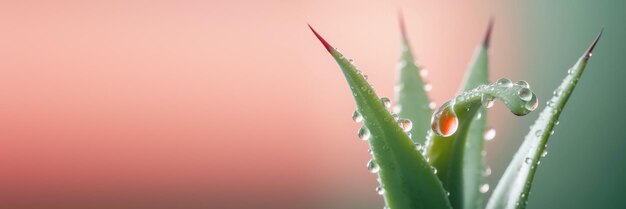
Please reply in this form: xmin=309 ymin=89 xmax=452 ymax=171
xmin=550 ymin=130 xmax=554 ymax=135
xmin=414 ymin=143 xmax=422 ymax=150
xmin=541 ymin=150 xmax=548 ymax=157
xmin=381 ymin=97 xmax=392 ymax=108
xmin=431 ymin=101 xmax=459 ymax=137
xmin=432 ymin=167 xmax=438 ymax=174
xmin=358 ymin=126 xmax=371 ymax=141
xmin=525 ymin=95 xmax=538 ymax=111
xmin=428 ymin=102 xmax=437 ymax=110
xmin=475 ymin=112 xmax=482 ymax=120
xmin=363 ymin=74 xmax=368 ymax=80
xmin=480 ymin=184 xmax=490 ymax=193
xmin=367 ymin=159 xmax=380 ymax=173
xmin=535 ymin=129 xmax=542 ymax=137
xmin=446 ymin=192 xmax=450 ymax=196
xmin=525 ymin=157 xmax=532 ymax=164
xmin=555 ymin=121 xmax=560 ymax=125
xmin=420 ymin=69 xmax=429 ymax=77
xmin=481 ymin=95 xmax=495 ymax=108
xmin=496 ymin=78 xmax=513 ymax=87
xmin=484 ymin=127 xmax=496 ymax=141
xmin=518 ymin=88 xmax=532 ymax=101
xmin=567 ymin=68 xmax=573 ymax=74
xmin=352 ymin=110 xmax=363 ymax=123
xmin=376 ymin=186 xmax=385 ymax=195
xmin=589 ymin=53 xmax=593 ymax=57
xmin=483 ymin=167 xmax=492 ymax=177
xmin=553 ymin=90 xmax=561 ymax=97
xmin=391 ymin=114 xmax=399 ymax=121
xmin=424 ymin=83 xmax=433 ymax=92
xmin=398 ymin=119 xmax=413 ymax=132
xmin=516 ymin=80 xmax=530 ymax=88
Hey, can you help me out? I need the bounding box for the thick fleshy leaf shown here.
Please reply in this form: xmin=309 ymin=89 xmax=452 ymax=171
xmin=309 ymin=25 xmax=452 ymax=209
xmin=459 ymin=20 xmax=493 ymax=209
xmin=426 ymin=78 xmax=538 ymax=209
xmin=486 ymin=30 xmax=603 ymax=209
xmin=394 ymin=12 xmax=433 ymax=145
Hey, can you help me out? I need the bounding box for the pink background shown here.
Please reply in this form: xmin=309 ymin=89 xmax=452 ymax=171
xmin=0 ymin=1 xmax=522 ymax=208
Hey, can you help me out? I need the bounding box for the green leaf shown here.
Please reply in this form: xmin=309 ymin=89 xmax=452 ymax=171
xmin=309 ymin=24 xmax=452 ymax=209
xmin=426 ymin=78 xmax=538 ymax=209
xmin=486 ymin=30 xmax=603 ymax=209
xmin=395 ymin=13 xmax=433 ymax=145
xmin=458 ymin=20 xmax=493 ymax=209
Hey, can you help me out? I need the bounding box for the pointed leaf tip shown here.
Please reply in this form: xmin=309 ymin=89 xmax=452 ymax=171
xmin=584 ymin=28 xmax=603 ymax=60
xmin=398 ymin=9 xmax=408 ymax=40
xmin=308 ymin=24 xmax=334 ymax=52
xmin=482 ymin=18 xmax=494 ymax=48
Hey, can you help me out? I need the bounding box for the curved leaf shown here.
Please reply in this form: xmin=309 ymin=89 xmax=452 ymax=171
xmin=309 ymin=24 xmax=452 ymax=209
xmin=394 ymin=12 xmax=433 ymax=145
xmin=486 ymin=30 xmax=603 ymax=209
xmin=426 ymin=79 xmax=538 ymax=209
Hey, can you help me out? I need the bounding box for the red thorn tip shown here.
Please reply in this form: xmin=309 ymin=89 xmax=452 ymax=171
xmin=584 ymin=28 xmax=603 ymax=59
xmin=398 ymin=9 xmax=408 ymax=39
xmin=308 ymin=24 xmax=334 ymax=52
xmin=482 ymin=17 xmax=495 ymax=48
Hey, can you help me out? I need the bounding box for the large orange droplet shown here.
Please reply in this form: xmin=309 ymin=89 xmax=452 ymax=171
xmin=431 ymin=103 xmax=459 ymax=137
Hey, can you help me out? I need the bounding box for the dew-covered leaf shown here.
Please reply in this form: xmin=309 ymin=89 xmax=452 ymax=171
xmin=309 ymin=24 xmax=452 ymax=209
xmin=426 ymin=78 xmax=538 ymax=209
xmin=394 ymin=12 xmax=433 ymax=145
xmin=486 ymin=30 xmax=603 ymax=209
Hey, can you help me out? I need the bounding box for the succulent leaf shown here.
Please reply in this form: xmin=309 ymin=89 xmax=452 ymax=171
xmin=426 ymin=80 xmax=538 ymax=209
xmin=309 ymin=24 xmax=452 ymax=209
xmin=486 ymin=29 xmax=603 ymax=209
xmin=394 ymin=12 xmax=434 ymax=145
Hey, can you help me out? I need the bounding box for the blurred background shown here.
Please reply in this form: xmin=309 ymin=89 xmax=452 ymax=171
xmin=0 ymin=0 xmax=624 ymax=209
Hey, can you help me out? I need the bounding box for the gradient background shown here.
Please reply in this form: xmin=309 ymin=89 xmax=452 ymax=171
xmin=0 ymin=0 xmax=624 ymax=209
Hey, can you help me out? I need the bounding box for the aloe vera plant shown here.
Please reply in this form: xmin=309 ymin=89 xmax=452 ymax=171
xmin=309 ymin=14 xmax=602 ymax=209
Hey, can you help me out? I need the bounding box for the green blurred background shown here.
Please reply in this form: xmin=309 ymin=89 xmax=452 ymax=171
xmin=500 ymin=1 xmax=626 ymax=208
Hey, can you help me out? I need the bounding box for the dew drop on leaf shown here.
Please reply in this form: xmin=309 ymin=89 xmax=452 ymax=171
xmin=525 ymin=95 xmax=539 ymax=111
xmin=431 ymin=101 xmax=459 ymax=137
xmin=352 ymin=110 xmax=363 ymax=123
xmin=367 ymin=159 xmax=379 ymax=173
xmin=428 ymin=102 xmax=437 ymax=110
xmin=481 ymin=95 xmax=495 ymax=108
xmin=525 ymin=157 xmax=532 ymax=164
xmin=358 ymin=126 xmax=371 ymax=141
xmin=380 ymin=97 xmax=392 ymax=108
xmin=414 ymin=143 xmax=422 ymax=151
xmin=496 ymin=78 xmax=513 ymax=87
xmin=518 ymin=88 xmax=532 ymax=101
xmin=516 ymin=80 xmax=530 ymax=88
xmin=398 ymin=119 xmax=413 ymax=132
xmin=535 ymin=129 xmax=542 ymax=137
xmin=376 ymin=186 xmax=385 ymax=195
xmin=480 ymin=184 xmax=490 ymax=193
xmin=541 ymin=150 xmax=548 ymax=157
xmin=424 ymin=83 xmax=432 ymax=92
xmin=420 ymin=69 xmax=429 ymax=77
xmin=483 ymin=127 xmax=496 ymax=141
